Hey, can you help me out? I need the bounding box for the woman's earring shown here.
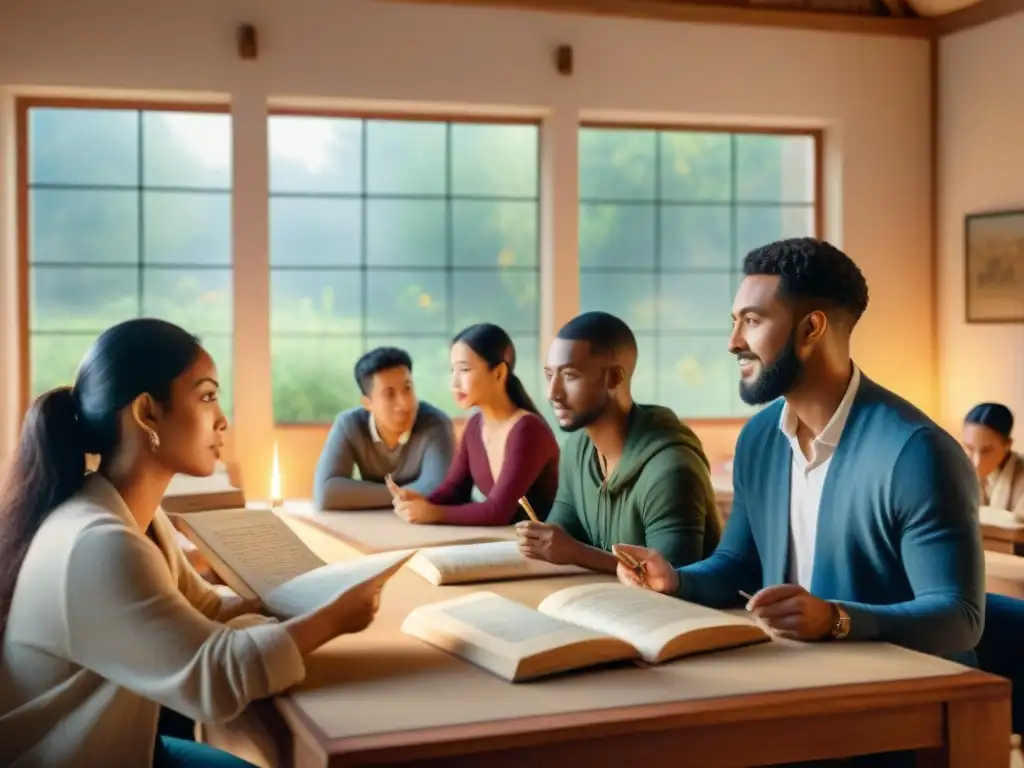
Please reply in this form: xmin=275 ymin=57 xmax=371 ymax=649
xmin=148 ymin=430 xmax=160 ymax=452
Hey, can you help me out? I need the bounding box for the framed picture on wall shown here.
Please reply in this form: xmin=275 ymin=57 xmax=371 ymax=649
xmin=965 ymin=210 xmax=1024 ymax=323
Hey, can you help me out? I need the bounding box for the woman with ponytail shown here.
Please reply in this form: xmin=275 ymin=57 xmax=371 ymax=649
xmin=0 ymin=319 xmax=383 ymax=768
xmin=391 ymin=323 xmax=559 ymax=526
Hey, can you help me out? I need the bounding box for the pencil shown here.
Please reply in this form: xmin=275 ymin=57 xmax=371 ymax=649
xmin=517 ymin=496 xmax=540 ymax=522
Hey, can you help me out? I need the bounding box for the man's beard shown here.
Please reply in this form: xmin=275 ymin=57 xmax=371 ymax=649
xmin=738 ymin=331 xmax=803 ymax=405
xmin=555 ymin=398 xmax=608 ymax=433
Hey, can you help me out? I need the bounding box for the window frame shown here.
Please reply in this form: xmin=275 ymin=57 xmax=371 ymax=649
xmin=266 ymin=107 xmax=544 ymax=427
xmin=15 ymin=96 xmax=233 ymax=414
xmin=577 ymin=120 xmax=824 ymax=425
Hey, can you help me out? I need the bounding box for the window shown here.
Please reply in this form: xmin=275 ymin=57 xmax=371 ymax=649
xmin=578 ymin=127 xmax=818 ymax=418
xmin=268 ymin=115 xmax=541 ymax=424
xmin=22 ymin=103 xmax=234 ymax=411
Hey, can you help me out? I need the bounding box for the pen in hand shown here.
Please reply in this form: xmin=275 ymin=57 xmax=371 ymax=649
xmin=612 ymin=545 xmax=647 ymax=583
xmin=517 ymin=496 xmax=541 ymax=523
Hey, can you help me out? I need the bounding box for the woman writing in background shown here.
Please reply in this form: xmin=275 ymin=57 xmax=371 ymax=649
xmin=963 ymin=402 xmax=1024 ymax=519
xmin=391 ymin=323 xmax=559 ymax=526
xmin=0 ymin=319 xmax=382 ymax=768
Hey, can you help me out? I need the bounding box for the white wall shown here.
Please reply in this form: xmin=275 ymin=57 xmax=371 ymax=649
xmin=0 ymin=0 xmax=933 ymax=497
xmin=938 ymin=12 xmax=1024 ymax=435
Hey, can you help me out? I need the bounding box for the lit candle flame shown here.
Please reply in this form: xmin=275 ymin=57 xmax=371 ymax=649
xmin=270 ymin=441 xmax=282 ymax=503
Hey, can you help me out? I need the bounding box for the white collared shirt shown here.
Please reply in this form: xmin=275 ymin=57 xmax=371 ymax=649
xmin=368 ymin=413 xmax=411 ymax=449
xmin=779 ymin=365 xmax=862 ymax=590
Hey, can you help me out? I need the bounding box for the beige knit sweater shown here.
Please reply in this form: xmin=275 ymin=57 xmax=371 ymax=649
xmin=0 ymin=474 xmax=306 ymax=767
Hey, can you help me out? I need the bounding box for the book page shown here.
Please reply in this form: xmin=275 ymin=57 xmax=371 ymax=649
xmin=176 ymin=510 xmax=326 ymax=599
xmin=401 ymin=591 xmax=631 ymax=681
xmin=538 ymin=583 xmax=758 ymax=662
xmin=262 ymin=549 xmax=416 ymax=619
xmin=407 ymin=541 xmax=590 ymax=585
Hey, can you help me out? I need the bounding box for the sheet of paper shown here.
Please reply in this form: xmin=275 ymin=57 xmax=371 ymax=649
xmin=262 ymin=549 xmax=417 ymax=619
xmin=179 ymin=510 xmax=326 ymax=597
xmin=283 ymin=504 xmax=517 ymax=553
xmin=538 ymin=582 xmax=752 ymax=660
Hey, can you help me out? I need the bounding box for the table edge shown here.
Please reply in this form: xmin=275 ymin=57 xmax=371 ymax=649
xmin=275 ymin=667 xmax=1007 ymax=760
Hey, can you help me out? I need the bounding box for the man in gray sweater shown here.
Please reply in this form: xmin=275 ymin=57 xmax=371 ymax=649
xmin=313 ymin=347 xmax=456 ymax=510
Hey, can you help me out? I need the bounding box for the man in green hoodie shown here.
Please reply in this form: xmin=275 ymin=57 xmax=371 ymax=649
xmin=517 ymin=311 xmax=722 ymax=572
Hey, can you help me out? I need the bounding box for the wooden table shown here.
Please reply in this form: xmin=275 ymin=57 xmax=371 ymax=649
xmin=209 ymin=515 xmax=1010 ymax=768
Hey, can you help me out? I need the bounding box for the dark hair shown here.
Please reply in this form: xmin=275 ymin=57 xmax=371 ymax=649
xmin=743 ymin=238 xmax=869 ymax=327
xmin=556 ymin=311 xmax=638 ymax=357
xmin=452 ymin=323 xmax=540 ymax=416
xmin=0 ymin=318 xmax=201 ymax=639
xmin=354 ymin=347 xmax=413 ymax=396
xmin=965 ymin=402 xmax=1014 ymax=441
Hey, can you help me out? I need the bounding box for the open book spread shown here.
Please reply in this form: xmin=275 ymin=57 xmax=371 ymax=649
xmin=401 ymin=582 xmax=770 ymax=682
xmin=979 ymin=505 xmax=1024 ymax=529
xmin=405 ymin=541 xmax=591 ymax=585
xmin=172 ymin=508 xmax=415 ymax=619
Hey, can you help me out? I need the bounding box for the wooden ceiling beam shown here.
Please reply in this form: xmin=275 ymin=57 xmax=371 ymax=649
xmin=376 ymin=0 xmax=935 ymax=37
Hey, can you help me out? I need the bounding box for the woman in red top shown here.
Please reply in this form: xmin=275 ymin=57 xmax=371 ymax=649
xmin=391 ymin=323 xmax=559 ymax=526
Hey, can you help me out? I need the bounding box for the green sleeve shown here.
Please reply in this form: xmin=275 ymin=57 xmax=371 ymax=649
xmin=544 ymin=449 xmax=590 ymax=545
xmin=640 ymin=463 xmax=713 ymax=567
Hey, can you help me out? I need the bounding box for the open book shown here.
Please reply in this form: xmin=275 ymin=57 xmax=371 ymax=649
xmin=402 ymin=582 xmax=769 ymax=682
xmin=406 ymin=540 xmax=591 ymax=585
xmin=162 ymin=466 xmax=245 ymax=514
xmin=979 ymin=505 xmax=1024 ymax=529
xmin=172 ymin=508 xmax=415 ymax=619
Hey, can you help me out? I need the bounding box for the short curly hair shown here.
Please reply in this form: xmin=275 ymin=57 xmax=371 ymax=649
xmin=743 ymin=237 xmax=869 ymax=326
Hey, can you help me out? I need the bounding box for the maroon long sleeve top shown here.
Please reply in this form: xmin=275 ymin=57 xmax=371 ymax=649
xmin=427 ymin=412 xmax=560 ymax=526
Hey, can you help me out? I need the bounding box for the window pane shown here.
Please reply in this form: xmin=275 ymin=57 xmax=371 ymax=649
xmin=271 ymin=269 xmax=362 ymax=334
xmin=580 ymin=272 xmax=657 ymax=334
xmin=32 ymin=266 xmax=138 ymax=332
xmin=579 ymin=204 xmax=656 ymax=269
xmin=452 ymin=200 xmax=537 ymax=268
xmin=451 ymin=123 xmax=538 ymax=198
xmin=632 ymin=334 xmax=658 ymax=405
xmin=509 ymin=334 xmax=542 ymax=412
xmin=658 ymin=335 xmax=734 ymax=418
xmin=270 ymin=198 xmax=360 ymax=267
xmin=660 ymin=205 xmax=731 ymax=270
xmin=30 ymin=108 xmax=138 ymax=186
xmin=579 ymin=128 xmax=655 ymax=201
xmin=143 ymin=112 xmax=231 ymax=189
xmin=142 ymin=268 xmax=232 ymax=335
xmin=658 ymin=273 xmax=733 ymax=333
xmin=660 ymin=132 xmax=731 ymax=202
xmin=31 ymin=189 xmax=138 ymax=264
xmin=30 ymin=333 xmax=97 ymax=396
xmin=272 ymin=336 xmax=364 ymax=423
xmin=735 ymin=205 xmax=816 ymax=267
xmin=269 ymin=116 xmax=362 ymax=194
xmin=366 ymin=199 xmax=446 ymax=267
xmin=199 ymin=334 xmax=234 ymax=417
xmin=366 ymin=120 xmax=445 ymax=195
xmin=736 ymin=134 xmax=815 ymax=203
xmin=365 ymin=270 xmax=447 ymax=334
xmin=368 ymin=335 xmax=452 ymax=416
xmin=143 ymin=192 xmax=231 ymax=265
xmin=451 ymin=271 xmax=538 ymax=336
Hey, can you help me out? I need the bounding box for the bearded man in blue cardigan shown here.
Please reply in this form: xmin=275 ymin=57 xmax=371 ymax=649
xmin=618 ymin=238 xmax=984 ymax=662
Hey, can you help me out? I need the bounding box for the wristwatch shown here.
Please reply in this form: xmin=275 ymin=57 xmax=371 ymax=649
xmin=829 ymin=602 xmax=851 ymax=640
